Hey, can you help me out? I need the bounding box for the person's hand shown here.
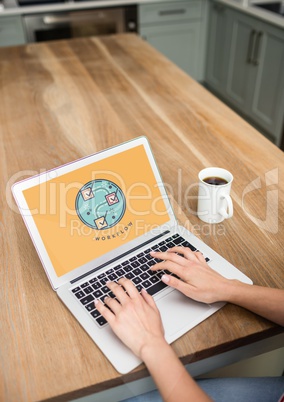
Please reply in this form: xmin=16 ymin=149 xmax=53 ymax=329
xmin=150 ymin=247 xmax=233 ymax=304
xmin=95 ymin=278 xmax=165 ymax=358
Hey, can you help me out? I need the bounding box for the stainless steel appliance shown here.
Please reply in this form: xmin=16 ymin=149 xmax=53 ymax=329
xmin=253 ymin=2 xmax=284 ymax=16
xmin=23 ymin=6 xmax=137 ymax=42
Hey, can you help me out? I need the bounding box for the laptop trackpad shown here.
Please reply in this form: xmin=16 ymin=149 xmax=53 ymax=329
xmin=156 ymin=290 xmax=212 ymax=342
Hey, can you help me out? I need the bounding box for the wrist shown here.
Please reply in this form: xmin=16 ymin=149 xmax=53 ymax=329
xmin=139 ymin=337 xmax=171 ymax=363
xmin=223 ymin=279 xmax=249 ymax=304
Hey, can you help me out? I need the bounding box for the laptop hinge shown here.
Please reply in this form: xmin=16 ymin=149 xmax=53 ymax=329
xmin=70 ymin=229 xmax=171 ymax=284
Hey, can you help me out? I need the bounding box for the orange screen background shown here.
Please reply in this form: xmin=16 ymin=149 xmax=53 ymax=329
xmin=23 ymin=145 xmax=170 ymax=276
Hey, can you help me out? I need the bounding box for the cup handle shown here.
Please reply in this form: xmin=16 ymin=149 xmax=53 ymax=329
xmin=219 ymin=194 xmax=233 ymax=219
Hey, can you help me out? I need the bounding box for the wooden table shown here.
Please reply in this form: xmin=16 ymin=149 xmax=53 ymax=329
xmin=0 ymin=34 xmax=283 ymax=402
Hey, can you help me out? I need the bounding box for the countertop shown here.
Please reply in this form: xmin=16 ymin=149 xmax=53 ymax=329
xmin=0 ymin=0 xmax=284 ymax=29
xmin=218 ymin=0 xmax=284 ymax=28
xmin=0 ymin=34 xmax=283 ymax=402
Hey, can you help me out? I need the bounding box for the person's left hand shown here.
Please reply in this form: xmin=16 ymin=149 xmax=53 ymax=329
xmin=150 ymin=247 xmax=230 ymax=304
xmin=95 ymin=278 xmax=165 ymax=358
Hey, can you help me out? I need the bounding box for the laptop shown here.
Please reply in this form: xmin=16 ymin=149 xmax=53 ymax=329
xmin=12 ymin=136 xmax=252 ymax=374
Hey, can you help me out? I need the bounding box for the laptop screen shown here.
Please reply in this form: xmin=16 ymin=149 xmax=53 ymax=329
xmin=22 ymin=144 xmax=171 ymax=277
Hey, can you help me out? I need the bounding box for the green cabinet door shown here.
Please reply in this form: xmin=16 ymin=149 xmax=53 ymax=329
xmin=139 ymin=0 xmax=208 ymax=81
xmin=0 ymin=16 xmax=26 ymax=47
xmin=225 ymin=11 xmax=256 ymax=112
xmin=248 ymin=20 xmax=284 ymax=144
xmin=205 ymin=2 xmax=231 ymax=92
xmin=206 ymin=3 xmax=284 ymax=146
xmin=225 ymin=9 xmax=284 ymax=145
xmin=140 ymin=21 xmax=202 ymax=79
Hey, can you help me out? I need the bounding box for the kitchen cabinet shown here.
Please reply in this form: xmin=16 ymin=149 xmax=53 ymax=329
xmin=205 ymin=2 xmax=231 ymax=92
xmin=0 ymin=16 xmax=26 ymax=47
xmin=226 ymin=9 xmax=284 ymax=146
xmin=139 ymin=0 xmax=209 ymax=81
xmin=206 ymin=2 xmax=284 ymax=146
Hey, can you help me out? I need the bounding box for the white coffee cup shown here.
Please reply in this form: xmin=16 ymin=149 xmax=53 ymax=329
xmin=197 ymin=167 xmax=233 ymax=224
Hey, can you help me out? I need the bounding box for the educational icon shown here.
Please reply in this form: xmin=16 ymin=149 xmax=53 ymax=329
xmin=81 ymin=187 xmax=94 ymax=201
xmin=75 ymin=179 xmax=126 ymax=230
xmin=106 ymin=192 xmax=119 ymax=206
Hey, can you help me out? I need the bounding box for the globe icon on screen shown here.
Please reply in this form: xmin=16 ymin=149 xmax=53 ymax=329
xmin=75 ymin=179 xmax=126 ymax=230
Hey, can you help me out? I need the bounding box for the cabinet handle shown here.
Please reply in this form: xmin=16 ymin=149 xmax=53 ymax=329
xmin=159 ymin=9 xmax=186 ymax=16
xmin=247 ymin=30 xmax=257 ymax=64
xmin=252 ymin=31 xmax=263 ymax=66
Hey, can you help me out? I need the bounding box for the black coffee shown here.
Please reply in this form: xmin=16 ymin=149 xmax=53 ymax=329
xmin=203 ymin=176 xmax=228 ymax=186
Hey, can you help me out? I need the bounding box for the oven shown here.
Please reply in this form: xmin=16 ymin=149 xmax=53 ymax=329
xmin=23 ymin=5 xmax=137 ymax=43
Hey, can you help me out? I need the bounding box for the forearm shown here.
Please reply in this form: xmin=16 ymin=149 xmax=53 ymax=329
xmin=225 ymin=281 xmax=284 ymax=326
xmin=141 ymin=340 xmax=212 ymax=402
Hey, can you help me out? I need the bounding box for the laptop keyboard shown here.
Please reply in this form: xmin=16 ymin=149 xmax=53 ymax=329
xmin=70 ymin=233 xmax=209 ymax=328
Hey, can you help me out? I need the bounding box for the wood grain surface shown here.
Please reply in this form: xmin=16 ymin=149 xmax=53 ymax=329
xmin=0 ymin=34 xmax=283 ymax=402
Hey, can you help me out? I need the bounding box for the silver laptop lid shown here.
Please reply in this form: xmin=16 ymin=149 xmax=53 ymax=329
xmin=12 ymin=137 xmax=176 ymax=289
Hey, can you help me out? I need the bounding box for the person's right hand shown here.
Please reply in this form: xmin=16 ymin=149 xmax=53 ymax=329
xmin=150 ymin=247 xmax=235 ymax=304
xmin=95 ymin=278 xmax=166 ymax=359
